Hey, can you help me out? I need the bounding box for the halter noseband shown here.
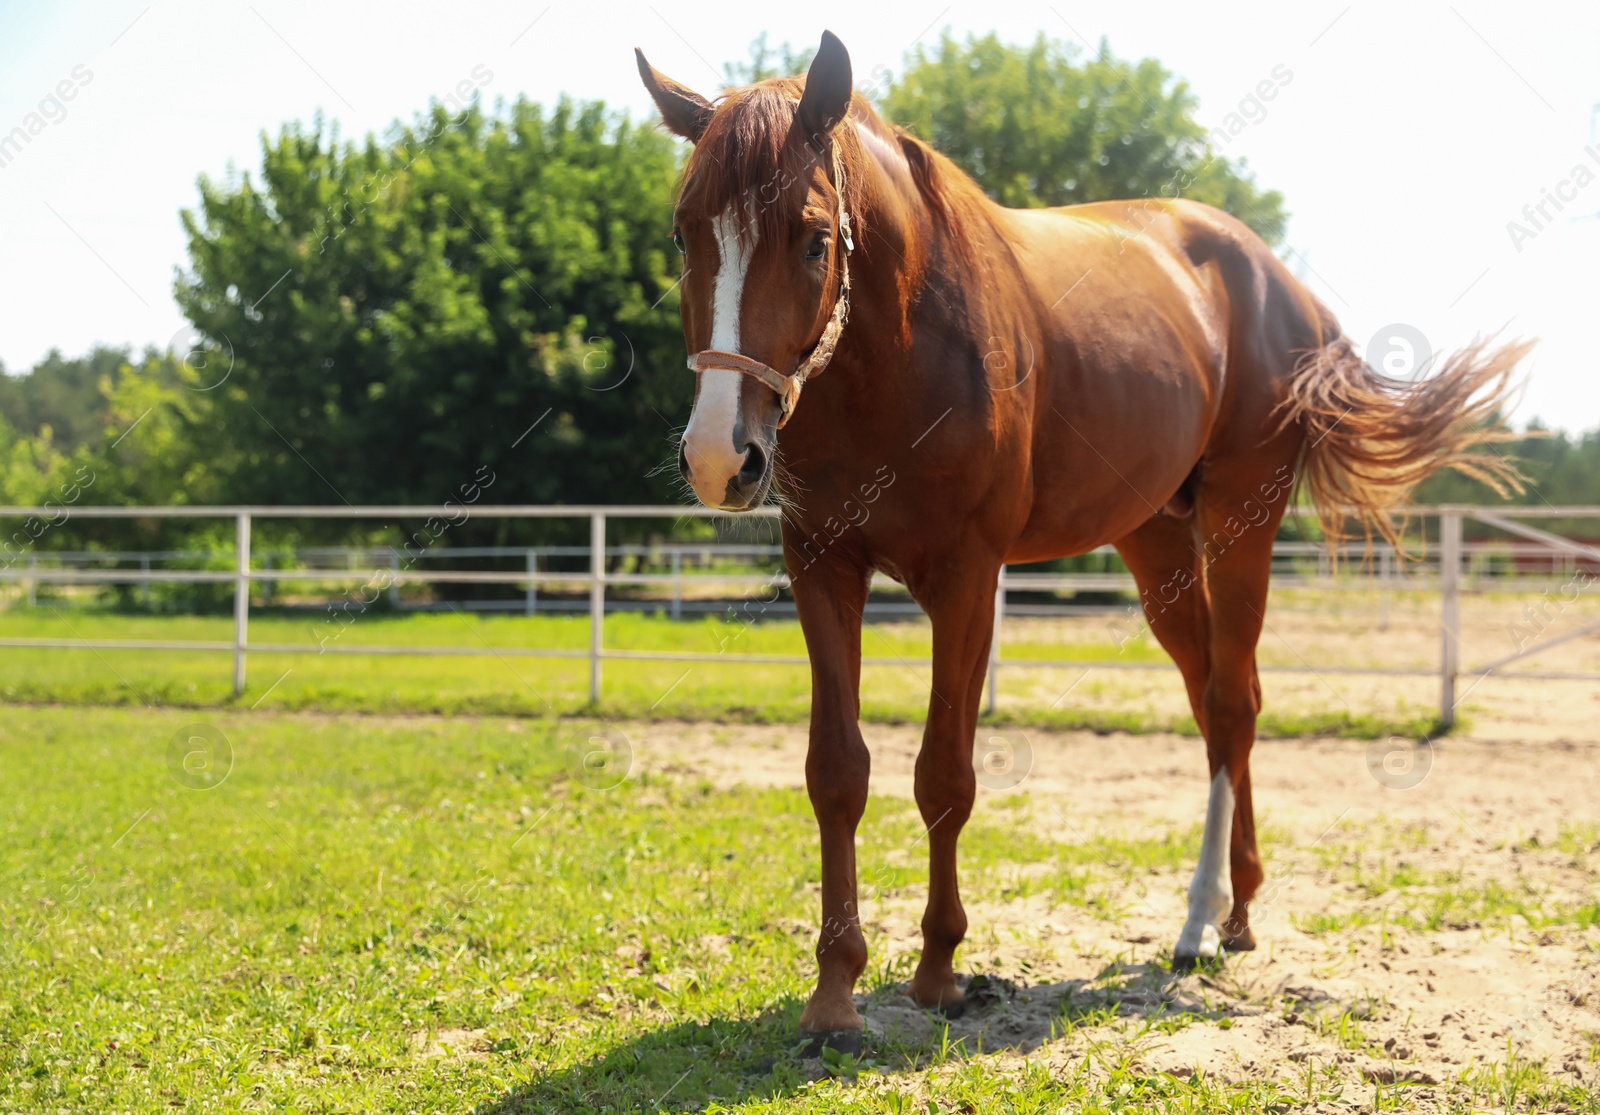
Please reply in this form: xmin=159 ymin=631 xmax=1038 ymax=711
xmin=685 ymin=147 xmax=853 ymax=429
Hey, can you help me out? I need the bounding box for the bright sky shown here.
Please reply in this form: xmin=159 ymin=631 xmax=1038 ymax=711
xmin=2 ymin=1 xmax=1597 ymax=428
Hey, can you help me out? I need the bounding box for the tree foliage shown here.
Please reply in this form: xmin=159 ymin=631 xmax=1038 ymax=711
xmin=173 ymin=98 xmax=687 ymax=532
xmin=881 ymin=33 xmax=1287 ymax=243
xmin=0 ymin=345 xmax=130 ymax=451
xmin=0 ymin=350 xmax=230 ymax=565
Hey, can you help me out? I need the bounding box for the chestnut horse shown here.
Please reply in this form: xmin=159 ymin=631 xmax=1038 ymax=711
xmin=638 ymin=31 xmax=1524 ymax=1044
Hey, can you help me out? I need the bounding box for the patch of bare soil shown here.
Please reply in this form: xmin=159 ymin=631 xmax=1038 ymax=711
xmin=631 ymin=721 xmax=1600 ymax=1104
xmin=410 ymin=1026 xmax=492 ymax=1060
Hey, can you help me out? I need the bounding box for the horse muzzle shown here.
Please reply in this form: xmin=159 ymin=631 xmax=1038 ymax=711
xmin=678 ymin=434 xmax=772 ymax=511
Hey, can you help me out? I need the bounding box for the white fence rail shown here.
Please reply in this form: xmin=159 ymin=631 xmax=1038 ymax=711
xmin=1 ymin=504 xmax=1598 ymax=726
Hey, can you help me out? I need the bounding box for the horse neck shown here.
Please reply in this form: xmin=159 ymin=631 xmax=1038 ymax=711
xmin=778 ymin=128 xmax=958 ymax=492
xmin=832 ymin=124 xmax=945 ymax=360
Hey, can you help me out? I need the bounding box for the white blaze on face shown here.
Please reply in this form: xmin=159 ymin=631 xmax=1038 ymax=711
xmin=1176 ymin=765 xmax=1235 ymax=959
xmin=682 ymin=204 xmax=757 ymax=507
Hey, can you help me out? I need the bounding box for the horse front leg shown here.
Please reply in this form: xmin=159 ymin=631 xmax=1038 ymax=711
xmin=789 ymin=549 xmax=873 ymax=1039
xmin=905 ymin=562 xmax=999 ymax=1012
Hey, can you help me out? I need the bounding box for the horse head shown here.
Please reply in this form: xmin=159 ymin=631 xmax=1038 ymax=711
xmin=638 ymin=31 xmax=858 ymax=510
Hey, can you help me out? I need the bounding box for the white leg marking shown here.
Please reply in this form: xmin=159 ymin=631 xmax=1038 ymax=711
xmin=1176 ymin=765 xmax=1235 ymax=959
xmin=683 ymin=204 xmax=756 ymax=506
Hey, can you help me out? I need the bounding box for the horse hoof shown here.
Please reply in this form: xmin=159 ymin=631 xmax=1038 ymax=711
xmin=1171 ymin=951 xmax=1224 ymax=973
xmin=797 ymin=1028 xmax=865 ymax=1057
xmin=905 ymin=974 xmax=966 ymax=1016
xmin=1222 ymin=926 xmax=1257 ymax=952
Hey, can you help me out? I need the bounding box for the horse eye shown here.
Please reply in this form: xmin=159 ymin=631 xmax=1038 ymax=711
xmin=671 ymin=228 xmax=686 ymax=255
xmin=805 ymin=233 xmax=828 ymax=262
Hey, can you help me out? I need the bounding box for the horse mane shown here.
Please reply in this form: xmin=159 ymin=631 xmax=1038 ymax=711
xmin=889 ymin=127 xmax=996 ymax=274
xmin=678 ymin=79 xmax=997 ymax=275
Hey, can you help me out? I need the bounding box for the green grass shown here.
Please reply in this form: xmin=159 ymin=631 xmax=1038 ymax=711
xmin=1461 ymin=1041 xmax=1600 ymax=1114
xmin=1294 ymin=887 xmax=1600 ymax=937
xmin=0 ymin=605 xmax=1438 ymax=738
xmin=1 ymin=705 xmax=1303 ymax=1113
xmin=1292 ymin=833 xmax=1600 ymax=936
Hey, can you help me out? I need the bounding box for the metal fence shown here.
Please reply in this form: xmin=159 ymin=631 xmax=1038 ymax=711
xmin=2 ymin=503 xmax=1598 ymax=727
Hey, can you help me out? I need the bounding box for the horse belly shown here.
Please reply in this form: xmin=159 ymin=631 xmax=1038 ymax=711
xmin=1013 ymin=444 xmax=1206 ymax=559
xmin=1012 ymin=349 xmax=1216 ymax=560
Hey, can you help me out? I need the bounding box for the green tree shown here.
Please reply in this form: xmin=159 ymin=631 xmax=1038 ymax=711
xmin=883 ymin=33 xmax=1287 ymax=243
xmin=175 ymin=98 xmax=688 ymax=539
xmin=0 ymin=351 xmax=233 ymax=560
xmin=0 ymin=345 xmax=132 ymax=450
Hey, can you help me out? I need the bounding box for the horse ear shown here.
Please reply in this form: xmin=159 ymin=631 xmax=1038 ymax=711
xmin=796 ymin=30 xmax=853 ymax=153
xmin=636 ymin=48 xmax=714 ymax=142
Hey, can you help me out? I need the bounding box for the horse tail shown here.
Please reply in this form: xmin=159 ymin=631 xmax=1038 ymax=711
xmin=1279 ymin=319 xmax=1532 ymax=551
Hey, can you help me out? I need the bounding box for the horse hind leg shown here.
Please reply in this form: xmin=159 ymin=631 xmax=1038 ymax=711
xmin=1113 ymin=516 xmax=1229 ymax=964
xmin=1171 ymin=474 xmax=1293 ymax=966
xmin=1113 ymin=514 xmax=1210 ymax=725
xmin=1116 ymin=501 xmax=1272 ymax=967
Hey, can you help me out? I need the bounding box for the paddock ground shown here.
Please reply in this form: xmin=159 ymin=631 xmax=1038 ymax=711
xmin=1 ymin=704 xmax=1596 ymax=1113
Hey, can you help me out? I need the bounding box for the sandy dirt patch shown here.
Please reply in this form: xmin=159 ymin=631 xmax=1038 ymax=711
xmin=629 ymin=720 xmax=1600 ymax=1105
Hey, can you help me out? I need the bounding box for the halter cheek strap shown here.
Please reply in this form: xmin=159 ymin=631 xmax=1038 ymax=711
xmin=686 ymin=148 xmax=853 ymax=429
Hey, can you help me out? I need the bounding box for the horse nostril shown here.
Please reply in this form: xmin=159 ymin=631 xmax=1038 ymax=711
xmin=678 ymin=441 xmax=691 ymax=483
xmin=737 ymin=441 xmax=769 ymax=487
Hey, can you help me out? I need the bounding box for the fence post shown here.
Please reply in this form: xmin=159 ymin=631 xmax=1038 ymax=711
xmin=234 ymin=511 xmax=251 ymax=698
xmin=1439 ymin=508 xmax=1461 ymax=728
xmin=985 ymin=565 xmax=1005 ymax=716
xmin=525 ymin=548 xmax=537 ymax=616
xmin=589 ymin=512 xmax=605 ymax=704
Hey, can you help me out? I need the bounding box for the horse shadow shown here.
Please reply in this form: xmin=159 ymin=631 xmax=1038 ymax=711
xmin=475 ymin=960 xmax=1247 ymax=1113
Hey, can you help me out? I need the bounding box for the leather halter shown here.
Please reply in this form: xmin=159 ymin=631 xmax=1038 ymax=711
xmin=685 ymin=147 xmax=854 ymax=429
